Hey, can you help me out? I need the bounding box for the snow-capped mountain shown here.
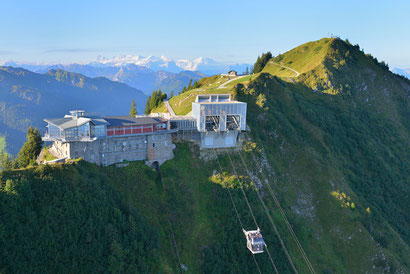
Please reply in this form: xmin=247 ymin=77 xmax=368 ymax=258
xmin=0 ymin=55 xmax=251 ymax=95
xmin=88 ymin=55 xmax=249 ymax=74
xmin=1 ymin=55 xmax=251 ymax=75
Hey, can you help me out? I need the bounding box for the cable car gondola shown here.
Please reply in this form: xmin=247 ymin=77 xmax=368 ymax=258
xmin=243 ymin=228 xmax=266 ymax=254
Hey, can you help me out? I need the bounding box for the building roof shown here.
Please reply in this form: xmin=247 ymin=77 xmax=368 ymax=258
xmin=45 ymin=115 xmax=110 ymax=130
xmin=44 ymin=111 xmax=166 ymax=130
xmin=104 ymin=115 xmax=166 ymax=127
xmin=45 ymin=117 xmax=89 ymax=130
xmin=193 ymin=94 xmax=246 ymax=104
xmin=195 ymin=94 xmax=232 ymax=103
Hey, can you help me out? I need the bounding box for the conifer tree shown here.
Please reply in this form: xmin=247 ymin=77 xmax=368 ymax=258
xmin=5 ymin=154 xmax=11 ymax=170
xmin=187 ymin=79 xmax=193 ymax=90
xmin=170 ymin=90 xmax=174 ymax=98
xmin=17 ymin=126 xmax=43 ymax=167
xmin=145 ymin=96 xmax=152 ymax=115
xmin=252 ymin=52 xmax=272 ymax=73
xmin=129 ymin=99 xmax=137 ymax=117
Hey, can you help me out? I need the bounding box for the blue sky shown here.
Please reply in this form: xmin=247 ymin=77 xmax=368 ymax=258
xmin=1 ymin=0 xmax=409 ymax=67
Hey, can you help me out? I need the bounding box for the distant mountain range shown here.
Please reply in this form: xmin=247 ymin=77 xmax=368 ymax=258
xmin=392 ymin=67 xmax=410 ymax=79
xmin=0 ymin=56 xmax=251 ymax=94
xmin=0 ymin=66 xmax=147 ymax=154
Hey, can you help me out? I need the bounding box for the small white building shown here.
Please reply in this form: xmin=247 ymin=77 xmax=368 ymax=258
xmin=228 ymin=70 xmax=238 ymax=76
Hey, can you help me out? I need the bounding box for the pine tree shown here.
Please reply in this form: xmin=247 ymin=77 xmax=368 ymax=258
xmin=187 ymin=79 xmax=193 ymax=90
xmin=129 ymin=99 xmax=137 ymax=117
xmin=17 ymin=126 xmax=43 ymax=167
xmin=5 ymin=154 xmax=11 ymax=170
xmin=170 ymin=90 xmax=174 ymax=98
xmin=0 ymin=150 xmax=5 ymax=170
xmin=182 ymin=86 xmax=187 ymax=93
xmin=252 ymin=52 xmax=272 ymax=73
xmin=245 ymin=67 xmax=249 ymax=75
xmin=144 ymin=96 xmax=152 ymax=115
xmin=193 ymin=80 xmax=200 ymax=89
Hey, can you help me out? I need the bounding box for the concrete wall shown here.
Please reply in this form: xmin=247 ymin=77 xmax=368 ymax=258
xmin=200 ymin=130 xmax=239 ymax=148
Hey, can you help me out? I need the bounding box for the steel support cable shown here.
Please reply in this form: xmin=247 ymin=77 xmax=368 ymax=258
xmin=244 ymin=141 xmax=316 ymax=274
xmin=234 ymin=149 xmax=298 ymax=274
xmin=251 ymin=253 xmax=262 ymax=274
xmin=251 ymin=152 xmax=315 ymax=274
xmin=223 ymin=148 xmax=281 ymax=274
xmin=212 ymin=149 xmax=261 ymax=274
xmin=224 ymin=148 xmax=258 ymax=229
xmin=213 ymin=149 xmax=245 ymax=229
xmin=265 ymin=244 xmax=279 ymax=274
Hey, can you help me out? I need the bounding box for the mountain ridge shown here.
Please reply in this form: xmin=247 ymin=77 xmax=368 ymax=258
xmin=0 ymin=37 xmax=409 ymax=272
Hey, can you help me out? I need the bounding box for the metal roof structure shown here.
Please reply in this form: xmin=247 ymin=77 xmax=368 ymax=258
xmin=44 ymin=117 xmax=91 ymax=130
xmin=103 ymin=115 xmax=166 ymax=127
xmin=195 ymin=94 xmax=232 ymax=103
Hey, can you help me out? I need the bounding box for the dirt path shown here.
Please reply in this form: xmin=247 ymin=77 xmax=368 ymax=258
xmin=217 ymin=75 xmax=248 ymax=89
xmin=164 ymin=100 xmax=176 ymax=116
xmin=271 ymin=62 xmax=300 ymax=78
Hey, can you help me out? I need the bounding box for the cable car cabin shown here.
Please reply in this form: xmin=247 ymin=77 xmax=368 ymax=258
xmin=243 ymin=228 xmax=266 ymax=254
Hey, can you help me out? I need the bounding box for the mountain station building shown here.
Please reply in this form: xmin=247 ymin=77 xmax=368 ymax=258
xmin=42 ymin=94 xmax=247 ymax=166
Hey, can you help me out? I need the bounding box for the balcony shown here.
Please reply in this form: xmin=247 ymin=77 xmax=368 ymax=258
xmin=42 ymin=134 xmax=97 ymax=142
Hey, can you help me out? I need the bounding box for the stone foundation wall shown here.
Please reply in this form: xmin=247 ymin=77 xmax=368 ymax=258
xmin=51 ymin=133 xmax=175 ymax=166
xmin=146 ymin=133 xmax=175 ymax=166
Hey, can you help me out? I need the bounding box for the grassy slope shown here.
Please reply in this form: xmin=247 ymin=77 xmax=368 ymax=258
xmin=263 ymin=38 xmax=332 ymax=77
xmin=237 ymin=73 xmax=410 ymax=272
xmin=152 ymin=37 xmax=410 ymax=271
xmin=151 ymin=74 xmax=259 ymax=115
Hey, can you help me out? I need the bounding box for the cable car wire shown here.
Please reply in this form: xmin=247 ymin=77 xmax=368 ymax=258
xmin=223 ymin=148 xmax=281 ymax=273
xmin=242 ymin=142 xmax=316 ymax=274
xmin=212 ymin=149 xmax=261 ymax=274
xmin=265 ymin=244 xmax=279 ymax=274
xmin=230 ymin=148 xmax=299 ymax=274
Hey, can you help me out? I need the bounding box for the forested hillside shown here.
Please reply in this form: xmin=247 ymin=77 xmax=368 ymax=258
xmin=1 ymin=38 xmax=409 ymax=273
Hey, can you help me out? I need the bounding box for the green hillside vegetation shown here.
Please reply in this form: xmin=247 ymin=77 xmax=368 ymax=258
xmin=1 ymin=38 xmax=409 ymax=272
xmin=1 ymin=144 xmax=313 ymax=273
xmin=263 ymin=38 xmax=332 ymax=77
xmin=153 ymin=37 xmax=410 ymax=271
xmin=151 ymin=75 xmax=233 ymax=115
xmin=151 ymin=74 xmax=260 ymax=115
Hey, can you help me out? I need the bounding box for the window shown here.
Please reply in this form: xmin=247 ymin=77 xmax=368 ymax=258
xmin=205 ymin=116 xmax=220 ymax=131
xmin=153 ymin=143 xmax=155 ymax=147
xmin=94 ymin=125 xmax=106 ymax=137
xmin=48 ymin=124 xmax=61 ymax=137
xmin=226 ymin=115 xmax=241 ymax=130
xmin=64 ymin=127 xmax=78 ymax=138
xmin=78 ymin=123 xmax=90 ymax=137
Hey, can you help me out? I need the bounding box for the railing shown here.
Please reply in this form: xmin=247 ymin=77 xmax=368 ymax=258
xmin=42 ymin=134 xmax=97 ymax=142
